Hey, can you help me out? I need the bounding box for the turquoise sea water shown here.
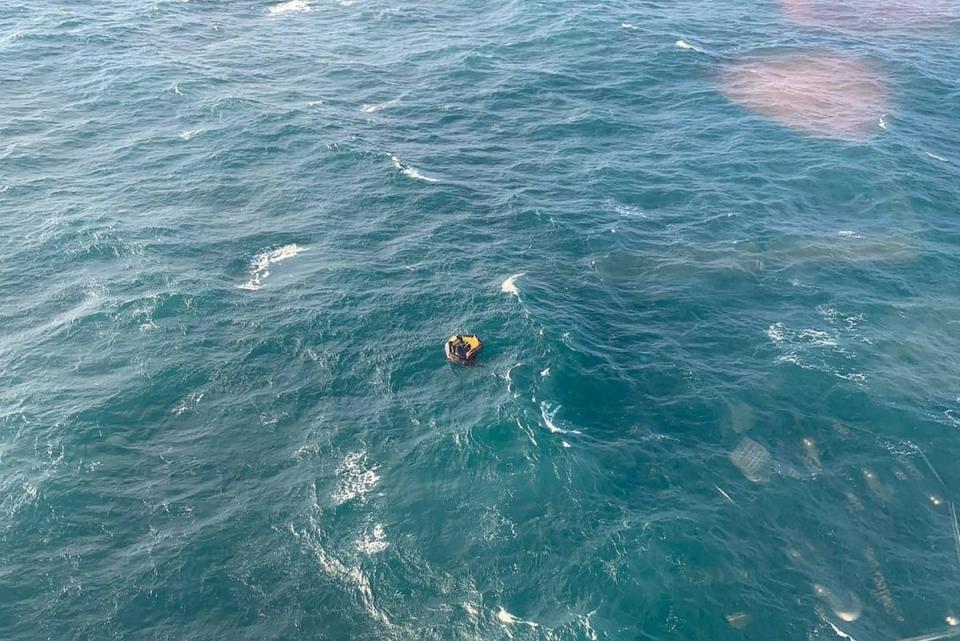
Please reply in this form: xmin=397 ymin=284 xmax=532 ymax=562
xmin=2 ymin=1 xmax=960 ymax=639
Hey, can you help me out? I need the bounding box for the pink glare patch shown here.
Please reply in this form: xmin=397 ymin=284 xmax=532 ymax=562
xmin=721 ymin=52 xmax=890 ymax=141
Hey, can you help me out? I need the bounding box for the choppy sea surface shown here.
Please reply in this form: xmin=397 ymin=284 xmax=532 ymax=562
xmin=2 ymin=1 xmax=960 ymax=640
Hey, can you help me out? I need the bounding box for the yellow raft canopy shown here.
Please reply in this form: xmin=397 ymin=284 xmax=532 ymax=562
xmin=445 ymin=334 xmax=482 ymax=365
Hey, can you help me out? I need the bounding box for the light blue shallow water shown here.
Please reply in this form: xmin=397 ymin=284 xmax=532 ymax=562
xmin=2 ymin=1 xmax=960 ymax=640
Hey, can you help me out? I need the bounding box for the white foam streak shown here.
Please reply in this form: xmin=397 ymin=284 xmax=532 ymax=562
xmin=289 ymin=522 xmax=391 ymax=626
xmin=824 ymin=619 xmax=859 ymax=641
xmin=501 ymin=273 xmax=524 ymax=297
xmin=540 ymin=402 xmax=582 ymax=435
xmin=926 ymin=152 xmax=949 ymax=162
xmin=238 ymin=243 xmax=305 ymax=291
xmin=391 ymin=155 xmax=439 ymax=182
xmin=269 ymin=0 xmax=311 ymax=14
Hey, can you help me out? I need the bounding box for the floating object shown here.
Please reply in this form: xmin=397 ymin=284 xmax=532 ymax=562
xmin=726 ymin=612 xmax=752 ymax=629
xmin=949 ymin=502 xmax=960 ymax=566
xmin=730 ymin=437 xmax=773 ymax=483
xmin=715 ymin=485 xmax=736 ymax=504
xmin=445 ymin=334 xmax=483 ymax=366
xmin=813 ymin=583 xmax=863 ymax=622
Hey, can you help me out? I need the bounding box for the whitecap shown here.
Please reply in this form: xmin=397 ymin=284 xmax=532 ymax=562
xmin=269 ymin=0 xmax=311 ymax=14
xmin=540 ymin=367 xmax=550 ymax=377
xmin=178 ymin=129 xmax=202 ymax=141
xmin=837 ymin=230 xmax=862 ymax=238
xmin=391 ymin=155 xmax=439 ymax=183
xmin=797 ymin=329 xmax=837 ymax=347
xmin=878 ymin=115 xmax=887 ymax=130
xmin=501 ymin=273 xmax=524 ymax=297
xmin=293 ymin=444 xmax=319 ymax=460
xmin=332 ymin=451 xmax=380 ymax=505
xmin=766 ymin=322 xmax=785 ymax=344
xmin=621 ymin=22 xmax=637 ymax=29
xmin=356 ymin=523 xmax=388 ymax=555
xmin=676 ymin=40 xmax=703 ymax=52
xmin=539 ymin=402 xmax=582 ymax=435
xmin=238 ymin=243 xmax=305 ymax=291
xmin=612 ymin=201 xmax=646 ymax=218
xmin=497 ymin=608 xmax=539 ymax=629
xmin=361 ymin=98 xmax=399 ymax=113
xmin=172 ymin=390 xmax=205 ymax=416
xmin=289 ymin=522 xmax=391 ymax=626
xmin=172 ymin=82 xmax=183 ymax=96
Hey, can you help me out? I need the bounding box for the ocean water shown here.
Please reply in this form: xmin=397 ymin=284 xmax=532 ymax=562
xmin=2 ymin=1 xmax=960 ymax=640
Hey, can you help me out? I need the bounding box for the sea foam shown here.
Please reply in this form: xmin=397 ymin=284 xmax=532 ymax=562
xmin=269 ymin=0 xmax=311 ymax=14
xmin=676 ymin=40 xmax=703 ymax=52
xmin=356 ymin=524 xmax=388 ymax=555
xmin=391 ymin=155 xmax=439 ymax=183
xmin=361 ymin=98 xmax=399 ymax=113
xmin=332 ymin=451 xmax=380 ymax=505
xmin=238 ymin=244 xmax=305 ymax=291
xmin=539 ymin=402 xmax=582 ymax=435
xmin=501 ymin=273 xmax=523 ymax=297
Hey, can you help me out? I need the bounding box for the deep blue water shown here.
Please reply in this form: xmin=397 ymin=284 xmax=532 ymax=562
xmin=2 ymin=1 xmax=960 ymax=640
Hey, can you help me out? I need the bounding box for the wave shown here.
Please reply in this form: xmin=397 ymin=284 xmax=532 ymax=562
xmin=289 ymin=521 xmax=391 ymax=626
xmin=238 ymin=243 xmax=305 ymax=291
xmin=356 ymin=523 xmax=388 ymax=555
xmin=539 ymin=402 xmax=582 ymax=435
xmin=332 ymin=451 xmax=380 ymax=505
xmin=497 ymin=608 xmax=539 ymax=629
xmin=676 ymin=40 xmax=703 ymax=52
xmin=268 ymin=0 xmax=311 ymax=14
xmin=361 ymin=98 xmax=399 ymax=113
xmin=391 ymin=155 xmax=439 ymax=182
xmin=501 ymin=273 xmax=523 ymax=297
